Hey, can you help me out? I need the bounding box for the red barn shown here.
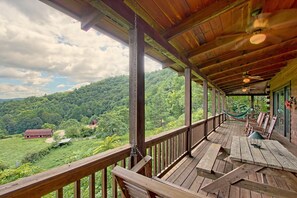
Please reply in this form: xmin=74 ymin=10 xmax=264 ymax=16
xmin=24 ymin=129 xmax=53 ymax=139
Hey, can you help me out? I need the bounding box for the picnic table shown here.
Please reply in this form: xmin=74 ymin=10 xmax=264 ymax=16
xmin=199 ymin=136 xmax=297 ymax=198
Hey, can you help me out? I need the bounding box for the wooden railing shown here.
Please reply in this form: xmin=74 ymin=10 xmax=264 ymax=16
xmin=0 ymin=113 xmax=225 ymax=198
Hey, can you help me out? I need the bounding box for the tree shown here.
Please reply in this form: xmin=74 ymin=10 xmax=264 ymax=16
xmin=42 ymin=123 xmax=56 ymax=130
xmin=95 ymin=106 xmax=128 ymax=138
xmin=59 ymin=119 xmax=80 ymax=130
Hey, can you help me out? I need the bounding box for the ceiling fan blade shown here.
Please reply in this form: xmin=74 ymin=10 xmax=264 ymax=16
xmin=263 ymin=32 xmax=282 ymax=44
xmin=231 ymin=37 xmax=250 ymax=50
xmin=215 ymin=33 xmax=246 ymax=46
xmin=249 ymin=75 xmax=263 ymax=80
xmin=269 ymin=9 xmax=297 ymax=29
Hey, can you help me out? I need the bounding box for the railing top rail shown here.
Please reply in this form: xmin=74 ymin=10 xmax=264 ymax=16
xmin=145 ymin=126 xmax=188 ymax=148
xmin=0 ymin=112 xmax=226 ymax=198
xmin=0 ymin=144 xmax=131 ymax=198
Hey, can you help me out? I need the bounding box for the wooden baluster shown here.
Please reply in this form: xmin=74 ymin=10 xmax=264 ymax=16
xmin=157 ymin=143 xmax=161 ymax=174
xmin=162 ymin=141 xmax=165 ymax=171
xmin=56 ymin=188 xmax=63 ymax=198
xmin=172 ymin=137 xmax=175 ymax=161
xmin=121 ymin=159 xmax=126 ymax=198
xmin=112 ymin=164 xmax=118 ymax=198
xmin=74 ymin=180 xmax=81 ymax=198
xmin=148 ymin=146 xmax=152 ymax=156
xmin=178 ymin=134 xmax=181 ymax=157
xmin=181 ymin=133 xmax=184 ymax=153
xmin=154 ymin=145 xmax=157 ymax=176
xmin=89 ymin=173 xmax=95 ymax=198
xmin=183 ymin=132 xmax=186 ymax=152
xmin=174 ymin=137 xmax=177 ymax=161
xmin=165 ymin=140 xmax=168 ymax=168
xmin=102 ymin=168 xmax=107 ymax=198
xmin=170 ymin=138 xmax=173 ymax=163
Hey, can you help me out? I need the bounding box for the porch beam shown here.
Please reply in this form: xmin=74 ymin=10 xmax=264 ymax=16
xmin=203 ymin=80 xmax=208 ymax=137
xmin=162 ymin=0 xmax=246 ymax=41
xmin=81 ymin=10 xmax=104 ymax=31
xmin=209 ymin=53 xmax=295 ymax=80
xmin=97 ymin=0 xmax=224 ymax=93
xmin=213 ymin=63 xmax=286 ymax=84
xmin=227 ymin=93 xmax=268 ymax=96
xmin=216 ymin=70 xmax=281 ymax=87
xmin=129 ymin=25 xmax=145 ymax=165
xmin=185 ymin=68 xmax=192 ymax=157
xmin=221 ymin=75 xmax=274 ymax=91
xmin=198 ymin=38 xmax=296 ymax=69
xmin=203 ymin=38 xmax=297 ymax=76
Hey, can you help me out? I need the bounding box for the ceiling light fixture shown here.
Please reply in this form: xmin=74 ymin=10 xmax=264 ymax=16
xmin=250 ymin=33 xmax=266 ymax=44
xmin=243 ymin=77 xmax=251 ymax=83
xmin=242 ymin=87 xmax=248 ymax=92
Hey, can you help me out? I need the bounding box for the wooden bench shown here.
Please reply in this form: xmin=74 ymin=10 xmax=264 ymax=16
xmin=196 ymin=143 xmax=221 ymax=173
xmin=112 ymin=155 xmax=206 ymax=198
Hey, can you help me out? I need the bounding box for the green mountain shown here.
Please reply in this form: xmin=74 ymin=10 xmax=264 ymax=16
xmin=0 ymin=69 xmax=204 ymax=136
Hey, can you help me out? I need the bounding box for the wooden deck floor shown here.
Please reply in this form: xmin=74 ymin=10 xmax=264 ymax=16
xmin=160 ymin=121 xmax=297 ymax=198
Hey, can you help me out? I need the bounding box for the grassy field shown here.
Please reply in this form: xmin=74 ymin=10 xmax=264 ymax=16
xmin=0 ymin=137 xmax=51 ymax=167
xmin=33 ymin=139 xmax=100 ymax=170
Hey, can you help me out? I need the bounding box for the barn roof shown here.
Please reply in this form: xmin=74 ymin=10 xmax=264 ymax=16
xmin=24 ymin=129 xmax=53 ymax=136
xmin=41 ymin=0 xmax=297 ymax=95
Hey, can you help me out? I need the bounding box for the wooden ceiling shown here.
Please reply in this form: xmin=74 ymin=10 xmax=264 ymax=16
xmin=41 ymin=0 xmax=297 ymax=94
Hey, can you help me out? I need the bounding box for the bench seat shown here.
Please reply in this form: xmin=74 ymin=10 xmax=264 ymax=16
xmin=196 ymin=143 xmax=221 ymax=173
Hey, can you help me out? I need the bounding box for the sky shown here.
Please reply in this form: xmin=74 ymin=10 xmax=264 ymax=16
xmin=0 ymin=1 xmax=162 ymax=99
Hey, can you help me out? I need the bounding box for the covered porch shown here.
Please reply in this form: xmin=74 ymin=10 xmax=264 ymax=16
xmin=160 ymin=120 xmax=297 ymax=198
xmin=1 ymin=0 xmax=297 ymax=197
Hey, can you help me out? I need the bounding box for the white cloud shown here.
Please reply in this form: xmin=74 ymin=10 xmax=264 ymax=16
xmin=57 ymin=84 xmax=65 ymax=88
xmin=69 ymin=82 xmax=91 ymax=91
xmin=0 ymin=84 xmax=45 ymax=99
xmin=0 ymin=0 xmax=162 ymax=98
xmin=0 ymin=66 xmax=52 ymax=85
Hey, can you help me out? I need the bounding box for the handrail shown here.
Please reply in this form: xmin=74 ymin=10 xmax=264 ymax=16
xmin=145 ymin=125 xmax=188 ymax=148
xmin=0 ymin=145 xmax=131 ymax=197
xmin=0 ymin=113 xmax=226 ymax=198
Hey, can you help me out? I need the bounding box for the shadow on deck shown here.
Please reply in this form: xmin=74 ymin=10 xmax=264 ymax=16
xmin=160 ymin=120 xmax=297 ymax=198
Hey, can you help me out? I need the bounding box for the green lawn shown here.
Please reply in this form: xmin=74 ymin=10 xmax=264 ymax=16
xmin=33 ymin=139 xmax=100 ymax=170
xmin=0 ymin=137 xmax=50 ymax=167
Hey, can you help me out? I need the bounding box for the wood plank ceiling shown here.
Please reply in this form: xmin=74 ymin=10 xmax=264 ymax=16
xmin=41 ymin=0 xmax=297 ymax=95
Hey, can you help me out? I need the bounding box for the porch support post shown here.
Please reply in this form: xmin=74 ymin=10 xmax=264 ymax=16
xmin=129 ymin=25 xmax=145 ymax=167
xmin=212 ymin=88 xmax=216 ymax=131
xmin=203 ymin=80 xmax=208 ymax=138
xmin=218 ymin=92 xmax=221 ymax=125
xmin=251 ymin=95 xmax=255 ymax=118
xmin=223 ymin=94 xmax=226 ymax=121
xmin=185 ymin=68 xmax=192 ymax=157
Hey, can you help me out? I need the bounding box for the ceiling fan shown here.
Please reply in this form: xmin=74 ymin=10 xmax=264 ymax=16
xmin=242 ymin=72 xmax=263 ymax=83
xmin=216 ymin=8 xmax=297 ymax=50
xmin=242 ymin=85 xmax=257 ymax=93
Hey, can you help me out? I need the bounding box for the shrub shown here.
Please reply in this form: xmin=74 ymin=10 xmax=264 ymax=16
xmin=0 ymin=160 xmax=8 ymax=171
xmin=0 ymin=163 xmax=41 ymax=185
xmin=21 ymin=145 xmax=54 ymax=164
xmin=80 ymin=127 xmax=94 ymax=137
xmin=65 ymin=126 xmax=81 ymax=138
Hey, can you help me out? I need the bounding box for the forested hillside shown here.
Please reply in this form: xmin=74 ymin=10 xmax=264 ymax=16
xmin=0 ymin=69 xmax=204 ymax=137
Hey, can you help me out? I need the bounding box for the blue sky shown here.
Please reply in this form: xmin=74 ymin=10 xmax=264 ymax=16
xmin=0 ymin=1 xmax=161 ymax=99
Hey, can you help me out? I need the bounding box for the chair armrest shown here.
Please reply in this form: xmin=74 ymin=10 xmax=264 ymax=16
xmin=251 ymin=126 xmax=264 ymax=132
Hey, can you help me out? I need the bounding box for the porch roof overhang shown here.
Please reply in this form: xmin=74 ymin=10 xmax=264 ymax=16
xmin=40 ymin=0 xmax=297 ymax=95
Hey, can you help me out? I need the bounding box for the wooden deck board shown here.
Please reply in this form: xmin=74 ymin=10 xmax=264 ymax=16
xmin=160 ymin=121 xmax=297 ymax=198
